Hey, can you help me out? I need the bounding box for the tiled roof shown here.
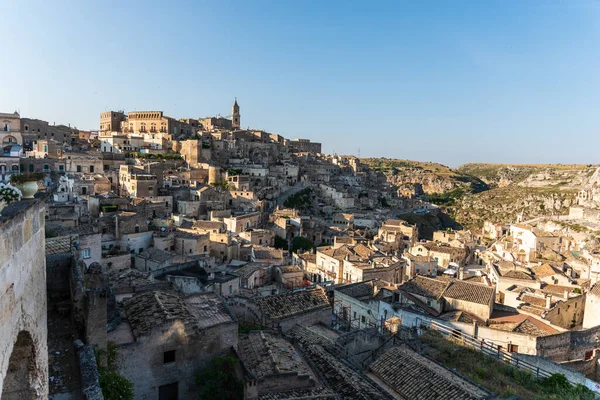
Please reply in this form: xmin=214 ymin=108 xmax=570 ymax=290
xmin=301 ymin=344 xmax=389 ymax=400
xmin=286 ymin=324 xmax=335 ymax=351
xmin=231 ymin=262 xmax=269 ymax=279
xmin=531 ymin=263 xmax=560 ymax=278
xmin=319 ymin=245 xmax=353 ymax=261
xmin=520 ymin=294 xmax=552 ymax=309
xmin=443 ymin=280 xmax=495 ymax=306
xmin=258 ymin=388 xmax=336 ymax=400
xmin=45 ymin=236 xmax=72 ymax=255
xmin=184 ymin=292 xmax=235 ymax=329
xmin=137 ymin=248 xmax=175 ymax=263
xmin=400 ymin=276 xmax=448 ymax=300
xmin=255 ymin=287 xmax=330 ymax=320
xmin=123 ymin=291 xmax=196 ymax=338
xmin=353 ymin=243 xmax=374 ymax=259
xmin=369 ymin=345 xmax=490 ymax=399
xmin=502 ymin=270 xmax=535 ymax=280
xmin=237 ymin=331 xmax=313 ymax=380
xmin=439 ymin=311 xmax=484 ymax=325
xmin=336 ymin=281 xmax=378 ymax=299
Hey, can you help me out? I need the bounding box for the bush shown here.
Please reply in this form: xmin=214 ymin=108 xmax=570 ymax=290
xmin=98 ymin=369 xmax=134 ymax=400
xmin=195 ymin=357 xmax=243 ymax=400
xmin=96 ymin=341 xmax=134 ymax=400
xmin=291 ymin=236 xmax=314 ymax=253
xmin=274 ymin=235 xmax=288 ymax=250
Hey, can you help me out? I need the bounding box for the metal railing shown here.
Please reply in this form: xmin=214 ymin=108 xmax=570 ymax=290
xmin=419 ymin=319 xmax=566 ymax=382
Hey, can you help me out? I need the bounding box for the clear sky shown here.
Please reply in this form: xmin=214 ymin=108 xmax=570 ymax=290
xmin=1 ymin=0 xmax=599 ymax=167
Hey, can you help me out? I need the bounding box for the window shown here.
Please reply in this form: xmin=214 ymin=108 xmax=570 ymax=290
xmin=29 ymin=164 xmax=34 ymax=172
xmin=361 ymin=316 xmax=366 ymax=324
xmin=43 ymin=164 xmax=49 ymax=172
xmin=508 ymin=344 xmax=519 ymax=353
xmin=77 ymin=165 xmax=82 ymax=172
xmin=134 ymin=226 xmax=140 ymax=233
xmin=59 ymin=165 xmax=64 ymax=172
xmin=83 ymin=248 xmax=91 ymax=259
xmin=228 ymin=285 xmax=232 ymax=294
xmin=43 ymin=145 xmax=48 ymax=152
xmin=585 ymin=350 xmax=594 ymax=360
xmin=11 ymin=165 xmax=19 ymax=172
xmin=81 ymin=187 xmax=87 ymax=195
xmin=89 ymin=166 xmax=94 ymax=173
xmin=353 ymin=311 xmax=356 ymax=319
xmin=203 ymin=245 xmax=207 ymax=252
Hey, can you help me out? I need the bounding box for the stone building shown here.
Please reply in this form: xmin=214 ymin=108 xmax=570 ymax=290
xmin=288 ymin=139 xmax=322 ymax=154
xmin=119 ymin=165 xmax=158 ymax=197
xmin=110 ymin=290 xmax=238 ymax=400
xmin=99 ymin=111 xmax=126 ymax=132
xmin=0 ymin=199 xmax=48 ymax=399
xmin=254 ymin=287 xmax=331 ymax=332
xmin=237 ymin=331 xmax=320 ymax=399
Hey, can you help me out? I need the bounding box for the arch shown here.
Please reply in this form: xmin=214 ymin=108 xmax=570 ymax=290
xmin=2 ymin=331 xmax=37 ymax=399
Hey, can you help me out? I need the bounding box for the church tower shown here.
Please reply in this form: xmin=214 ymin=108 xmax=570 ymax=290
xmin=232 ymin=98 xmax=240 ymax=129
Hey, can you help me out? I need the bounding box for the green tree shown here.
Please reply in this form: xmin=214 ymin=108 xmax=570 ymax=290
xmin=195 ymin=357 xmax=243 ymax=400
xmin=291 ymin=236 xmax=314 ymax=253
xmin=274 ymin=235 xmax=288 ymax=250
xmin=96 ymin=341 xmax=134 ymax=400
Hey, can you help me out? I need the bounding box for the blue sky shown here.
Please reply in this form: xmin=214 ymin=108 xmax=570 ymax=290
xmin=1 ymin=0 xmax=599 ymax=167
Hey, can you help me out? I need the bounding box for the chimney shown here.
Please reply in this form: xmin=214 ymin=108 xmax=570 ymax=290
xmin=458 ymin=266 xmax=464 ymax=280
xmin=545 ymin=294 xmax=552 ymax=309
xmin=563 ymin=290 xmax=569 ymax=300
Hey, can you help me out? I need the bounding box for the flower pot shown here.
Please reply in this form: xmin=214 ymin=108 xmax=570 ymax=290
xmin=19 ymin=181 xmax=39 ymax=199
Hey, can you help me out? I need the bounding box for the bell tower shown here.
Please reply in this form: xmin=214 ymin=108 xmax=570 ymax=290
xmin=232 ymin=98 xmax=240 ymax=129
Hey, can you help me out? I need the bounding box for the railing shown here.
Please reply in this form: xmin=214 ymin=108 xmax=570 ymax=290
xmin=418 ymin=319 xmax=577 ymax=384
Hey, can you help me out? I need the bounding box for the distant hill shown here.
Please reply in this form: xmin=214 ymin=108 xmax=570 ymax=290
xmin=362 ymin=159 xmax=597 ymax=229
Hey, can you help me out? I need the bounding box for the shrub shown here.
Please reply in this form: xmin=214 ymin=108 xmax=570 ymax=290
xmin=10 ymin=172 xmax=45 ymax=184
xmin=195 ymin=357 xmax=243 ymax=400
xmin=292 ymin=236 xmax=314 ymax=253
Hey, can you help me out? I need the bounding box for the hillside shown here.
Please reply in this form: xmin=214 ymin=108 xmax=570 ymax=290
xmin=361 ymin=158 xmax=489 ymax=194
xmin=451 ymin=163 xmax=597 ymax=228
xmin=361 ymin=160 xmax=597 ymax=229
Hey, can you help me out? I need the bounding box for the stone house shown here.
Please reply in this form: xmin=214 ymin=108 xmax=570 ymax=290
xmin=410 ymin=242 xmax=468 ymax=269
xmin=111 ymin=291 xmax=237 ymax=400
xmin=396 ymin=275 xmax=496 ymax=322
xmin=377 ymin=219 xmax=418 ymax=251
xmin=223 ymin=211 xmax=262 ymax=233
xmin=237 ymin=331 xmax=320 ymax=399
xmin=231 ymin=262 xmax=272 ymax=290
xmin=402 ymin=252 xmax=438 ymax=279
xmin=254 ymin=287 xmax=331 ymax=333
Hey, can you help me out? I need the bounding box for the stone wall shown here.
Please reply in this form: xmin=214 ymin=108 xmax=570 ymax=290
xmin=0 ymin=198 xmax=48 ymax=399
xmin=116 ymin=321 xmax=238 ymax=399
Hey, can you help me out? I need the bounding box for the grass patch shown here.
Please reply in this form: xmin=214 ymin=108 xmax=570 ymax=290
xmin=420 ymin=331 xmax=595 ymax=400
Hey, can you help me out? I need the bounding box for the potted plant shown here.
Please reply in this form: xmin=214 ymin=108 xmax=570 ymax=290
xmin=0 ymin=183 xmax=22 ymax=215
xmin=10 ymin=172 xmax=44 ymax=199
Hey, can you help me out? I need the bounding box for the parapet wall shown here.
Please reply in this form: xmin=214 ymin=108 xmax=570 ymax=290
xmin=0 ymin=198 xmax=48 ymax=398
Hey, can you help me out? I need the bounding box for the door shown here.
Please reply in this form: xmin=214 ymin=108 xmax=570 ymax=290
xmin=158 ymin=382 xmax=179 ymax=400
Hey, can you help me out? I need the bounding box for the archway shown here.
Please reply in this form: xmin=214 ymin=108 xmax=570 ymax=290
xmin=2 ymin=331 xmax=36 ymax=400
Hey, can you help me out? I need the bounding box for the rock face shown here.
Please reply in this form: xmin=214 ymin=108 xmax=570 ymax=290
xmin=453 ymin=187 xmax=577 ymax=228
xmin=450 ymin=164 xmax=600 ymax=228
xmin=361 ymin=158 xmax=488 ymax=195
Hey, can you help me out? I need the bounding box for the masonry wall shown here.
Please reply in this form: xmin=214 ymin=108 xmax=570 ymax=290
xmin=275 ymin=308 xmax=332 ymax=333
xmin=0 ymin=199 xmax=48 ymax=399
